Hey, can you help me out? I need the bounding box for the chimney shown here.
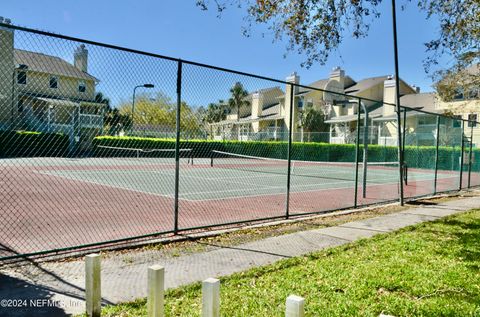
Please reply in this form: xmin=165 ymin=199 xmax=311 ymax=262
xmin=412 ymin=85 xmax=420 ymax=93
xmin=74 ymin=44 xmax=88 ymax=72
xmin=383 ymin=77 xmax=397 ymax=115
xmin=285 ymin=72 xmax=300 ymax=134
xmin=330 ymin=66 xmax=345 ymax=88
xmin=251 ymin=91 xmax=263 ymax=119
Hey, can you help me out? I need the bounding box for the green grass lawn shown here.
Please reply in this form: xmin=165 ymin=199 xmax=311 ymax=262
xmin=97 ymin=210 xmax=480 ymax=317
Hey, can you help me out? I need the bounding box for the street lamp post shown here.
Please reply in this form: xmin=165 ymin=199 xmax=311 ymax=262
xmin=131 ymin=83 xmax=154 ymax=134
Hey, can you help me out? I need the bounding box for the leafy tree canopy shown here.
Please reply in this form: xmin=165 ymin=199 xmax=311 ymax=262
xmin=197 ymin=0 xmax=479 ymax=98
xmin=117 ymin=92 xmax=203 ymax=135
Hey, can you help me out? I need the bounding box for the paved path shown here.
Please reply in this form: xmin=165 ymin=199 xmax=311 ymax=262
xmin=1 ymin=194 xmax=479 ymax=317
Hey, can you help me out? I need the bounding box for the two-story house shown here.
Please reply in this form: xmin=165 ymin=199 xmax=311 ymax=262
xmin=0 ymin=20 xmax=105 ymax=152
xmin=209 ymin=67 xmax=418 ymax=143
xmin=372 ymin=63 xmax=479 ymax=146
xmin=209 ymin=87 xmax=284 ymax=141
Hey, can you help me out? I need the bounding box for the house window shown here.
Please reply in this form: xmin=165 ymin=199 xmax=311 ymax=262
xmin=17 ymin=71 xmax=27 ymax=85
xmin=240 ymin=124 xmax=250 ymax=136
xmin=468 ymin=88 xmax=479 ymax=99
xmin=468 ymin=114 xmax=477 ymax=127
xmin=17 ymin=99 xmax=24 ymax=112
xmin=49 ymin=76 xmax=58 ymax=89
xmin=453 ymin=89 xmax=464 ymax=101
xmin=418 ymin=116 xmax=436 ymax=126
xmin=379 ymin=122 xmax=392 ymax=137
xmin=452 ymin=115 xmax=462 ymax=128
xmin=78 ymin=80 xmax=86 ymax=93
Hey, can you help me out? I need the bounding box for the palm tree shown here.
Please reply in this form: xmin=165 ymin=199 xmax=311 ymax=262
xmin=228 ymin=82 xmax=250 ymax=139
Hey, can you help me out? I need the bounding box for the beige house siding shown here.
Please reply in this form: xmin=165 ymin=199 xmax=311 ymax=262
xmin=17 ymin=72 xmax=96 ymax=101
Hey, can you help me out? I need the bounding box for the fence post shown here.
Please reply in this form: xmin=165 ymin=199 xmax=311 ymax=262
xmin=362 ymin=104 xmax=368 ymax=198
xmin=354 ymin=98 xmax=362 ymax=207
xmin=85 ymin=254 xmax=101 ymax=317
xmin=433 ymin=116 xmax=440 ymax=194
xmin=285 ymin=295 xmax=305 ymax=317
xmin=148 ymin=265 xmax=165 ymax=317
xmin=391 ymin=0 xmax=405 ymax=206
xmin=459 ymin=120 xmax=465 ymax=190
xmin=285 ymin=83 xmax=295 ymax=219
xmin=468 ymin=123 xmax=473 ymax=188
xmin=202 ymin=278 xmax=220 ymax=317
xmin=402 ymin=108 xmax=407 ymax=152
xmin=173 ymin=60 xmax=182 ymax=234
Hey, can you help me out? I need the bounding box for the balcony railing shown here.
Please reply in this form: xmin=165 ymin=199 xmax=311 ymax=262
xmin=79 ymin=114 xmax=103 ymax=128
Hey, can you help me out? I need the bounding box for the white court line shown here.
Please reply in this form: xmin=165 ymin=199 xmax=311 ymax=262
xmin=36 ymin=166 xmax=460 ymax=204
xmin=35 ymin=171 xmax=178 ymax=200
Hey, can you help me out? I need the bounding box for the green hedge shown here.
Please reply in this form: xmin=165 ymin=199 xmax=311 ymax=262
xmin=0 ymin=130 xmax=69 ymax=157
xmin=93 ymin=136 xmax=479 ymax=172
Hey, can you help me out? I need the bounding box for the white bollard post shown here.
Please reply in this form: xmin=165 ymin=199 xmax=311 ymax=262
xmin=285 ymin=295 xmax=305 ymax=317
xmin=85 ymin=254 xmax=101 ymax=317
xmin=202 ymin=278 xmax=220 ymax=317
xmin=148 ymin=265 xmax=165 ymax=317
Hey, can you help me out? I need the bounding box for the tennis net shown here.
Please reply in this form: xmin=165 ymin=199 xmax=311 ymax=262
xmin=96 ymin=145 xmax=193 ymax=164
xmin=210 ymin=150 xmax=406 ymax=183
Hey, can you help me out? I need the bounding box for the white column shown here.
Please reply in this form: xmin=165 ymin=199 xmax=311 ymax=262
xmin=285 ymin=295 xmax=304 ymax=317
xmin=202 ymin=278 xmax=220 ymax=317
xmin=85 ymin=254 xmax=101 ymax=317
xmin=148 ymin=265 xmax=165 ymax=317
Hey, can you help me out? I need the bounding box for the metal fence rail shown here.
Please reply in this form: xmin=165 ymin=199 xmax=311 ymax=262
xmin=0 ymin=22 xmax=478 ymax=261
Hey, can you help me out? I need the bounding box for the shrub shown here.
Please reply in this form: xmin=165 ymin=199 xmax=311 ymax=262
xmin=0 ymin=130 xmax=69 ymax=157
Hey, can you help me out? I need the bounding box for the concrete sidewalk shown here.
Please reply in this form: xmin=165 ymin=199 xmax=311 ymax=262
xmin=1 ymin=193 xmax=479 ymax=317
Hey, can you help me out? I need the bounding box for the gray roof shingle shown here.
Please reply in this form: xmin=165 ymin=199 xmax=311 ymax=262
xmin=344 ymin=76 xmax=389 ymax=95
xmin=14 ymin=49 xmax=98 ymax=82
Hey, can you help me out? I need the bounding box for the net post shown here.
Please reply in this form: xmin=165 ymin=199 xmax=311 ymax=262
xmin=468 ymin=123 xmax=473 ymax=188
xmin=362 ymin=103 xmax=368 ymax=199
xmin=433 ymin=115 xmax=440 ymax=194
xmin=285 ymin=83 xmax=295 ymax=220
xmin=354 ymin=98 xmax=362 ymax=208
xmin=173 ymin=60 xmax=182 ymax=235
xmin=459 ymin=120 xmax=465 ymax=190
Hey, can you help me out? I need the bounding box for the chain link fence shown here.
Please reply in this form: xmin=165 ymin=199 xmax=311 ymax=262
xmin=0 ymin=22 xmax=478 ymax=261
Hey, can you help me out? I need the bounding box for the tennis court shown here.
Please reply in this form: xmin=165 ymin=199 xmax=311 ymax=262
xmin=1 ymin=147 xmax=472 ymax=258
xmin=36 ymin=151 xmax=447 ymax=201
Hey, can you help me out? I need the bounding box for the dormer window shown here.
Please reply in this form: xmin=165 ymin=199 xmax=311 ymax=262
xmin=17 ymin=71 xmax=27 ymax=85
xmin=49 ymin=76 xmax=58 ymax=89
xmin=298 ymin=98 xmax=304 ymax=109
xmin=453 ymin=89 xmax=464 ymax=101
xmin=78 ymin=80 xmax=86 ymax=93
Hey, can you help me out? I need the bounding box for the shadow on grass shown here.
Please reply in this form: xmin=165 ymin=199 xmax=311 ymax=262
xmin=442 ymin=216 xmax=480 ymax=268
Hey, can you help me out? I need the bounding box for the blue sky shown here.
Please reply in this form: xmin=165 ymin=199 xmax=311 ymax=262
xmin=2 ymin=0 xmax=445 ymax=107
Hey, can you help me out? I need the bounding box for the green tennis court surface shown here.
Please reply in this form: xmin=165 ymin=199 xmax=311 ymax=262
xmin=37 ymin=157 xmax=456 ymax=201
